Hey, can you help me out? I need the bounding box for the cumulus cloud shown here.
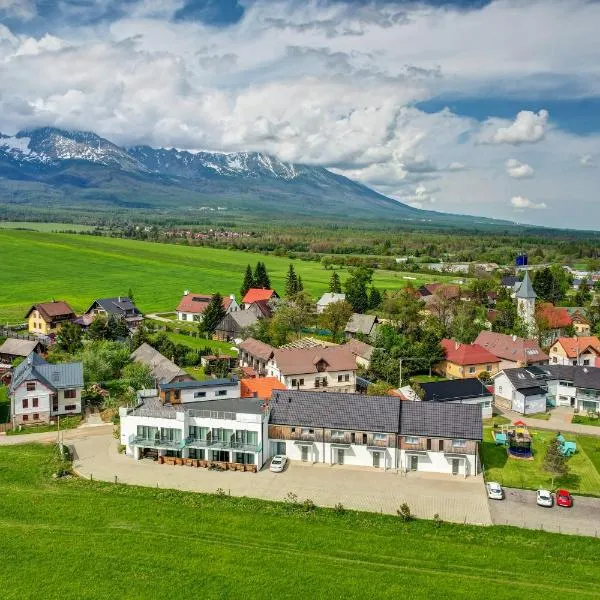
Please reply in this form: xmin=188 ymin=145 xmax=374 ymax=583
xmin=506 ymin=158 xmax=534 ymax=179
xmin=510 ymin=196 xmax=547 ymax=210
xmin=447 ymin=162 xmax=465 ymax=171
xmin=580 ymin=154 xmax=594 ymax=167
xmin=483 ymin=110 xmax=549 ymax=145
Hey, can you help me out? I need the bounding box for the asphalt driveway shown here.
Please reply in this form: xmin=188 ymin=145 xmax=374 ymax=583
xmin=489 ymin=487 xmax=600 ymax=537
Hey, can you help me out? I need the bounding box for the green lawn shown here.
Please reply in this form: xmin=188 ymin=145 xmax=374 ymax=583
xmin=1 ymin=444 xmax=600 ymax=600
xmin=0 ymin=230 xmax=456 ymax=322
xmin=0 ymin=221 xmax=96 ymax=232
xmin=0 ymin=385 xmax=9 ymax=423
xmin=481 ymin=429 xmax=600 ymax=495
xmin=527 ymin=411 xmax=552 ymax=421
xmin=165 ymin=332 xmax=238 ymax=356
xmin=7 ymin=415 xmax=82 ymax=436
xmin=572 ymin=415 xmax=600 ymax=427
xmin=410 ymin=375 xmax=446 ymax=384
xmin=183 ymin=365 xmax=209 ymax=380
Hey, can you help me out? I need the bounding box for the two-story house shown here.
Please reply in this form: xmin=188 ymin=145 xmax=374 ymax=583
xmin=238 ymin=338 xmax=275 ymax=376
xmin=549 ymin=336 xmax=600 ymax=366
xmin=119 ymin=377 xmax=269 ymax=469
xmin=131 ymin=343 xmax=193 ymax=385
xmin=268 ymin=390 xmax=482 ymax=476
xmin=9 ymin=353 xmax=84 ymax=426
xmin=80 ymin=297 xmax=143 ymax=329
xmin=492 ymin=366 xmax=549 ymax=415
xmin=176 ymin=291 xmax=239 ymax=323
xmin=267 ymin=346 xmax=357 ymax=392
xmin=241 ymin=288 xmax=278 ymax=310
xmin=435 ymin=339 xmax=500 ymax=379
xmin=25 ymin=301 xmax=76 ymax=336
xmin=474 ymin=331 xmax=548 ymax=369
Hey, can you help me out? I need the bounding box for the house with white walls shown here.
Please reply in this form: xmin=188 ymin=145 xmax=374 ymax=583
xmin=268 ymin=390 xmax=482 ymax=476
xmin=549 ymin=336 xmax=600 ymax=366
xmin=119 ymin=377 xmax=270 ymax=469
xmin=176 ymin=291 xmax=239 ymax=322
xmin=9 ymin=353 xmax=83 ymax=426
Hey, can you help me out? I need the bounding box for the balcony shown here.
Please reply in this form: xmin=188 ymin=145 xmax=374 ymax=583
xmin=185 ymin=437 xmax=261 ymax=452
xmin=129 ymin=435 xmax=185 ymax=450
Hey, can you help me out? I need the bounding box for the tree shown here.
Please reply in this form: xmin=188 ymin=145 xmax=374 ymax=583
xmin=449 ymin=303 xmax=485 ymax=344
xmin=241 ymin=264 xmax=255 ymax=297
xmin=543 ymin=437 xmax=569 ymax=487
xmin=285 ymin=264 xmax=299 ymax=298
xmin=131 ymin=324 xmax=150 ymax=350
xmin=318 ymin=300 xmax=353 ymax=342
xmin=106 ymin=314 xmax=130 ymax=340
xmin=329 ymin=271 xmax=342 ymax=294
xmin=86 ymin=315 xmax=108 ymax=341
xmin=254 ymin=261 xmax=271 ymax=289
xmin=55 ymin=321 xmax=83 ymax=354
xmin=200 ymin=293 xmax=227 ymax=336
xmin=127 ymin=288 xmax=135 ymax=304
xmin=297 ymin=276 xmax=304 ymax=293
xmin=344 ymin=266 xmax=373 ymax=313
xmin=383 ymin=287 xmax=423 ymax=335
xmin=270 ymin=300 xmax=311 ymax=345
xmin=121 ymin=362 xmax=154 ymax=390
xmin=367 ymin=381 xmax=392 ymax=396
xmin=369 ymin=287 xmax=382 ymax=310
xmin=574 ymin=278 xmax=592 ymax=306
xmin=533 ymin=266 xmax=569 ymax=304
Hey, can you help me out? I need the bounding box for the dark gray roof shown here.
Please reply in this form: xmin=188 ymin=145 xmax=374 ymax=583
xmin=420 ymin=379 xmax=492 ymax=403
xmin=501 ymin=364 xmax=600 ymax=391
xmin=9 ymin=352 xmax=83 ymax=393
xmin=160 ymin=377 xmax=238 ymax=390
xmin=138 ymin=396 xmax=265 ymax=415
xmin=85 ymin=297 xmax=141 ymax=317
xmin=270 ymin=390 xmax=483 ymax=439
xmin=270 ymin=390 xmax=400 ymax=433
xmin=502 ymin=275 xmax=520 ymax=287
xmin=502 ymin=366 xmax=554 ymax=389
xmin=520 ymin=386 xmax=546 ymax=397
xmin=399 ymin=402 xmax=482 ymax=440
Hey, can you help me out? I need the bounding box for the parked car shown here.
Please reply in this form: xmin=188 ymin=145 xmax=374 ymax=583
xmin=270 ymin=455 xmax=288 ymax=473
xmin=486 ymin=481 xmax=504 ymax=500
xmin=536 ymin=489 xmax=554 ymax=507
xmin=556 ymin=489 xmax=573 ymax=507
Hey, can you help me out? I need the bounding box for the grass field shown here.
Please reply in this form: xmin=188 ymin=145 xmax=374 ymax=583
xmin=0 ymin=230 xmax=457 ymax=322
xmin=165 ymin=332 xmax=238 ymax=356
xmin=572 ymin=415 xmax=600 ymax=427
xmin=0 ymin=221 xmax=95 ymax=232
xmin=481 ymin=429 xmax=600 ymax=495
xmin=1 ymin=444 xmax=600 ymax=600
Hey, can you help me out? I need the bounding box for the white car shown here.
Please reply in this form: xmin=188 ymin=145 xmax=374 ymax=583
xmin=486 ymin=481 xmax=504 ymax=500
xmin=270 ymin=455 xmax=287 ymax=473
xmin=536 ymin=489 xmax=554 ymax=507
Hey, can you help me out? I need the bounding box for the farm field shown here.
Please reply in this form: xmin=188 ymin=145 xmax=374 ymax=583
xmin=481 ymin=429 xmax=600 ymax=496
xmin=0 ymin=230 xmax=457 ymax=322
xmin=0 ymin=221 xmax=95 ymax=232
xmin=1 ymin=444 xmax=600 ymax=600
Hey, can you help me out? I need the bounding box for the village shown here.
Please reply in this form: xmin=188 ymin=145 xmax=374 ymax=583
xmin=2 ymin=257 xmax=600 ymax=530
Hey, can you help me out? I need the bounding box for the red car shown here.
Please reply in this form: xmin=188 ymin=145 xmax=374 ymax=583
xmin=556 ymin=489 xmax=573 ymax=508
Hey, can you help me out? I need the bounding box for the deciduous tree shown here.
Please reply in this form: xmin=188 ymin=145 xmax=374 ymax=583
xmin=55 ymin=321 xmax=83 ymax=354
xmin=318 ymin=300 xmax=353 ymax=342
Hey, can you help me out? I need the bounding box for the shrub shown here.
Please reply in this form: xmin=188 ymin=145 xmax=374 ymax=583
xmin=334 ymin=502 xmax=346 ymax=515
xmin=433 ymin=513 xmax=443 ymax=528
xmin=397 ymin=502 xmax=413 ymax=522
xmin=284 ymin=491 xmax=299 ymax=506
xmin=301 ymin=498 xmax=316 ymax=512
xmin=215 ymin=487 xmax=228 ymax=498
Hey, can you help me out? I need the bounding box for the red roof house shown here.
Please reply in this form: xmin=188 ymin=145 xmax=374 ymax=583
xmin=242 ymin=288 xmax=278 ymax=306
xmin=176 ymin=292 xmax=238 ymax=321
xmin=435 ymin=338 xmax=501 ymax=379
xmin=240 ymin=377 xmax=286 ymax=401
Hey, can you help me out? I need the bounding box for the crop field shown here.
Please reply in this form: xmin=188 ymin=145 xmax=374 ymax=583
xmin=0 ymin=221 xmax=95 ymax=232
xmin=481 ymin=429 xmax=600 ymax=496
xmin=1 ymin=444 xmax=600 ymax=600
xmin=0 ymin=230 xmax=456 ymax=322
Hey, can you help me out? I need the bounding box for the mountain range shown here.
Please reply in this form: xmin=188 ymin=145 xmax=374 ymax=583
xmin=0 ymin=127 xmax=501 ymax=226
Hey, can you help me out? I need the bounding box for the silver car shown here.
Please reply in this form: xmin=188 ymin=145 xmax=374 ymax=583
xmin=270 ymin=455 xmax=287 ymax=473
xmin=536 ymin=489 xmax=554 ymax=507
xmin=486 ymin=481 xmax=504 ymax=500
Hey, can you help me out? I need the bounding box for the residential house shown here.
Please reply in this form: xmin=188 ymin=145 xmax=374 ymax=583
xmin=344 ymin=313 xmax=378 ymax=339
xmin=0 ymin=338 xmax=44 ymax=364
xmin=246 ymin=299 xmax=273 ymax=319
xmin=536 ymin=303 xmax=573 ymax=344
xmin=417 ymin=283 xmax=461 ymax=300
xmin=9 ymin=353 xmax=84 ymax=426
xmin=25 ymin=301 xmax=76 ymax=335
xmin=176 ymin=291 xmax=238 ymax=323
xmin=131 ymin=343 xmax=193 ymax=385
xmin=549 ymin=336 xmax=600 ymax=366
xmin=79 ymin=296 xmax=143 ymax=329
xmin=215 ymin=310 xmax=260 ymax=341
xmin=267 ymin=346 xmax=357 ymax=392
xmin=240 ymin=377 xmax=286 ymax=401
xmin=493 ymin=364 xmax=600 ymax=414
xmin=316 ymin=293 xmax=346 ymax=314
xmin=417 ymin=378 xmax=493 ymax=418
xmin=435 ymin=339 xmax=501 ymax=380
xmin=344 ymin=338 xmax=375 ymax=369
xmin=238 ymin=338 xmax=275 ymax=376
xmin=119 ymin=377 xmax=269 ymax=468
xmin=474 ymin=331 xmax=548 ymax=369
xmin=269 ymin=390 xmax=482 ymax=476
xmin=501 ymin=275 xmax=520 ymax=290
xmin=566 ymin=308 xmax=591 ymax=336
xmin=241 ymin=288 xmax=278 ymax=310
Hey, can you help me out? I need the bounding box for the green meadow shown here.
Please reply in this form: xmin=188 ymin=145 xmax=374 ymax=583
xmin=0 ymin=230 xmax=455 ymax=322
xmin=1 ymin=444 xmax=600 ymax=600
xmin=0 ymin=221 xmax=95 ymax=232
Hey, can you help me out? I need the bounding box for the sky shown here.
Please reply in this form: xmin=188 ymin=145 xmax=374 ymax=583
xmin=0 ymin=0 xmax=599 ymax=229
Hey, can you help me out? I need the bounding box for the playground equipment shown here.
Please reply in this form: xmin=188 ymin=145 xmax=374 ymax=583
xmin=493 ymin=420 xmax=533 ymax=459
xmin=556 ymin=434 xmax=577 ymax=457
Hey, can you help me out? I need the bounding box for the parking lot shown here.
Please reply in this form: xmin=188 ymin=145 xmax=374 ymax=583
xmin=489 ymin=487 xmax=600 ymax=537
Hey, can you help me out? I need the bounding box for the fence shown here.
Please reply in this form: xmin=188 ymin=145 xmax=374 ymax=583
xmin=0 ymin=327 xmax=38 ymax=342
xmin=0 ymin=422 xmax=13 ymax=433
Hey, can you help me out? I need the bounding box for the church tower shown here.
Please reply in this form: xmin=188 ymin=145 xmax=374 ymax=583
xmin=516 ymin=270 xmax=536 ymax=336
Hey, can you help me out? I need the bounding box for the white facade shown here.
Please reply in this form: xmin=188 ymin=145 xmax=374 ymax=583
xmin=11 ymin=378 xmax=81 ymax=425
xmin=177 ymin=294 xmax=239 ymax=323
xmin=399 ymin=449 xmax=478 ymax=477
xmin=266 ymin=360 xmax=356 ymax=393
xmin=549 ymin=350 xmax=598 ymax=366
xmin=493 ymin=372 xmax=547 ymax=415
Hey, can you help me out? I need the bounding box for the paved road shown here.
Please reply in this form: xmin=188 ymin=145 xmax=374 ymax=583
xmin=0 ymin=423 xmax=113 ymax=446
xmin=71 ymin=433 xmax=492 ymax=525
xmin=489 ymin=487 xmax=600 ymax=537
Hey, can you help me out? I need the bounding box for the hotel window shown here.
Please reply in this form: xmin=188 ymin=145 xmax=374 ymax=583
xmin=64 ymin=405 xmax=77 ymax=411
xmin=426 ymin=438 xmax=432 ymax=450
xmin=337 ymin=375 xmax=343 ymax=382
xmin=438 ymin=440 xmax=444 ymax=451
xmin=26 ymin=382 xmax=36 ymax=391
xmin=301 ymin=428 xmax=314 ymax=435
xmin=344 ymin=374 xmax=350 ymax=382
xmin=23 ymin=415 xmax=29 ymax=422
xmin=468 ymin=367 xmax=475 ymax=374
xmin=452 ymin=439 xmax=467 ymax=448
xmin=486 ymin=365 xmax=492 ymax=371
xmin=405 ymin=436 xmax=419 ymax=445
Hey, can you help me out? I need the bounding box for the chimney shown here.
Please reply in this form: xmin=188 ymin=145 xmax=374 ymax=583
xmin=184 ymin=290 xmax=190 ymax=296
xmin=455 ymin=341 xmax=460 ymax=350
xmin=512 ymin=335 xmax=517 ymax=342
xmin=230 ymin=294 xmax=235 ymax=300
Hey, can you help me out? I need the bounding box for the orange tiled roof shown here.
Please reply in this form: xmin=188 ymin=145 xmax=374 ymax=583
xmin=553 ymin=336 xmax=600 ymax=358
xmin=242 ymin=288 xmax=276 ymax=304
xmin=240 ymin=377 xmax=286 ymax=401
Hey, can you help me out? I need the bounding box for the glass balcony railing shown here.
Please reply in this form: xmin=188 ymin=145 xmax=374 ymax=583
xmin=129 ymin=435 xmax=185 ymax=450
xmin=185 ymin=437 xmax=261 ymax=452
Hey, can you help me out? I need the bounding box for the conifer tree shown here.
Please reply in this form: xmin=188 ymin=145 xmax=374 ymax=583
xmin=329 ymin=271 xmax=342 ymax=294
xmin=297 ymin=275 xmax=304 ymax=293
xmin=285 ymin=264 xmax=299 ymax=297
xmin=254 ymin=261 xmax=271 ymax=289
xmin=201 ymin=293 xmax=227 ymax=336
